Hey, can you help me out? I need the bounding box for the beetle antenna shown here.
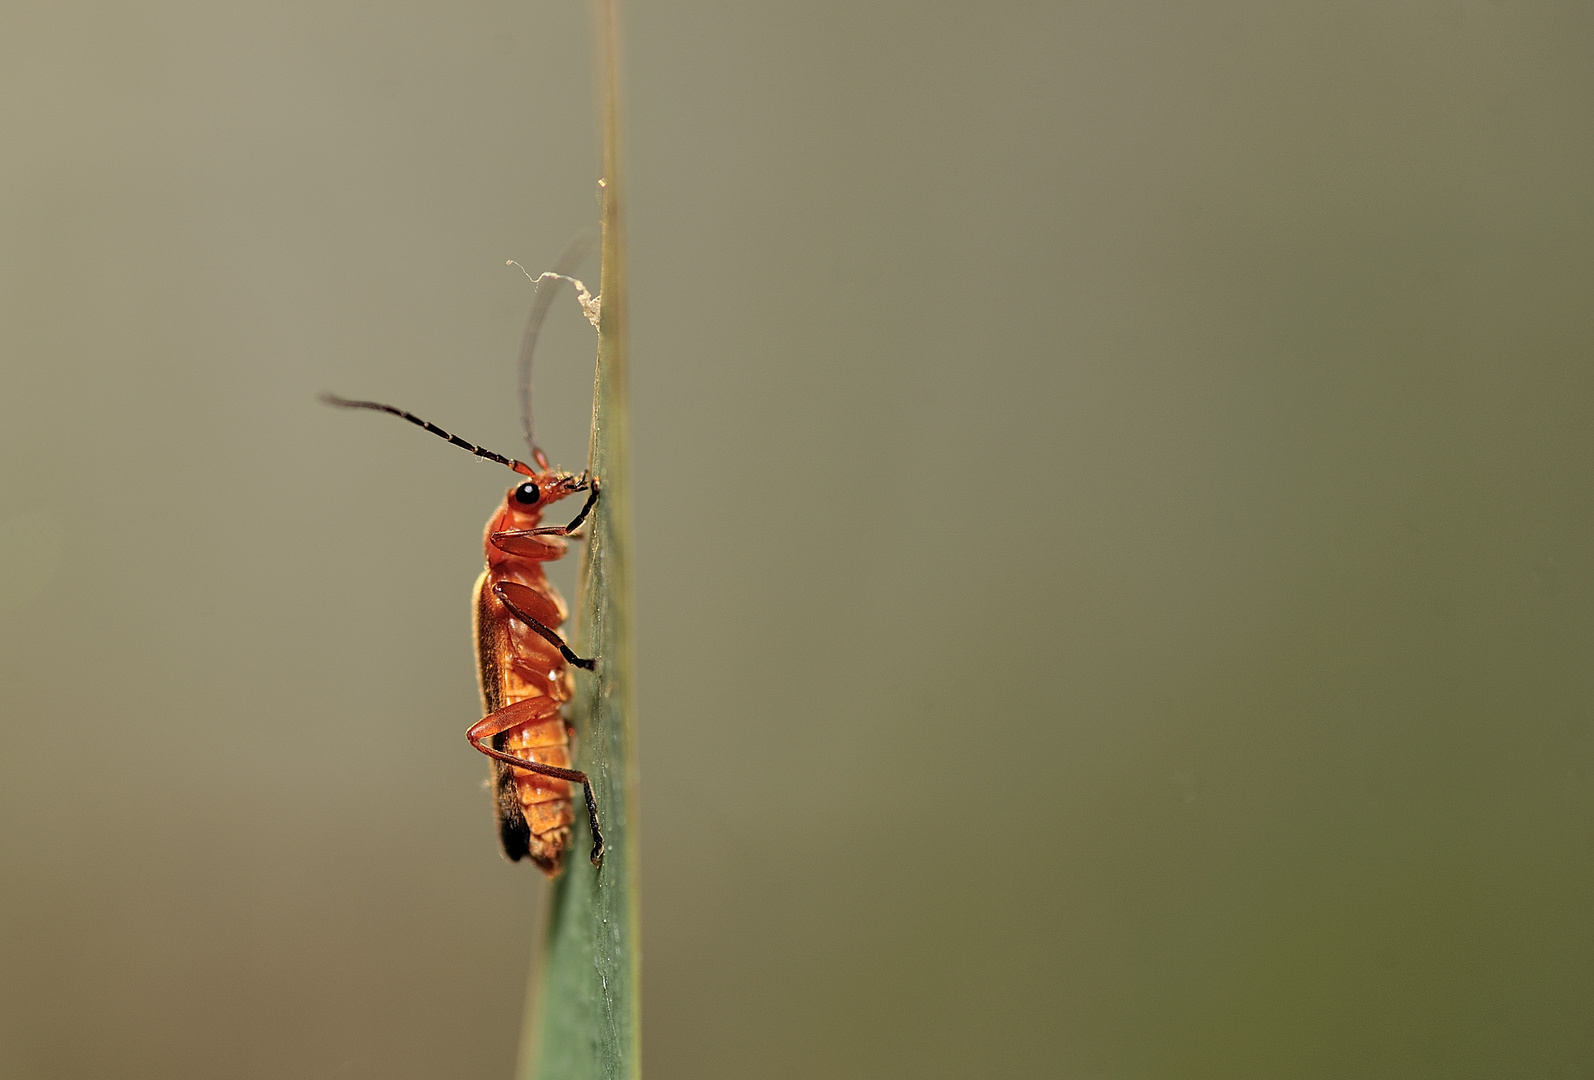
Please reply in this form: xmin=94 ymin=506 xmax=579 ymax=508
xmin=510 ymin=234 xmax=595 ymax=470
xmin=320 ymin=394 xmax=537 ymax=477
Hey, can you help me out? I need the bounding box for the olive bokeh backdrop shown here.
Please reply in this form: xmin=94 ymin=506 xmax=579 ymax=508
xmin=3 ymin=3 xmax=1592 ymax=1078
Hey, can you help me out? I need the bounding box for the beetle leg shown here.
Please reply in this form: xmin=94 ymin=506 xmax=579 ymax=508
xmin=507 ymin=525 xmax=586 ymax=541
xmin=543 ymin=479 xmax=600 ymax=536
xmin=468 ymin=697 xmax=605 ymax=867
xmin=488 ymin=483 xmax=598 ymax=551
xmin=492 ymin=581 xmax=596 ymax=670
xmin=509 ymin=479 xmax=600 ymax=539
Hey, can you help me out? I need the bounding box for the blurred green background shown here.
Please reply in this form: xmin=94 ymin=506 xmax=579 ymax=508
xmin=3 ymin=2 xmax=1592 ymax=1078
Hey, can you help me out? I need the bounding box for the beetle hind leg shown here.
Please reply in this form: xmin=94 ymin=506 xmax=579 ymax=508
xmin=468 ymin=697 xmax=606 ymax=868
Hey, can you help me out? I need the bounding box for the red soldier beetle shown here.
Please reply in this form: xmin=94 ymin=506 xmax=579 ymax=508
xmin=323 ymin=246 xmax=604 ymax=874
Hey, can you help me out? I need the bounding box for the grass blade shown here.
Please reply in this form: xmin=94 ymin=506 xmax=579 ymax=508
xmin=517 ymin=3 xmax=639 ymax=1078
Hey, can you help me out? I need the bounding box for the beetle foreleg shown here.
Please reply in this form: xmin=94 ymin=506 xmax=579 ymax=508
xmin=554 ymin=479 xmax=600 ymax=535
xmin=503 ymin=480 xmax=602 ymax=540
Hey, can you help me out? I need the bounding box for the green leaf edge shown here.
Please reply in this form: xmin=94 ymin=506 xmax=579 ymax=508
xmin=516 ymin=4 xmax=640 ymax=1079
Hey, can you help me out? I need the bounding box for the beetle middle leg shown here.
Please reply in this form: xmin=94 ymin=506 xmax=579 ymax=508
xmin=492 ymin=580 xmax=597 ymax=670
xmin=468 ymin=696 xmax=605 ymax=866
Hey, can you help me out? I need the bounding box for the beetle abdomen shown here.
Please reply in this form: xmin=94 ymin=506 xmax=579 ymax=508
xmin=473 ymin=569 xmax=577 ymax=873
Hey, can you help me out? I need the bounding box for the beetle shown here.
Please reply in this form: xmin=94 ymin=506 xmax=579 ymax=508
xmin=323 ymin=250 xmax=604 ymax=874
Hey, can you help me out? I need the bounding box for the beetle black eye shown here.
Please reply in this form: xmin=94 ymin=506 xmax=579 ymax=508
xmin=513 ymin=482 xmax=541 ymax=505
